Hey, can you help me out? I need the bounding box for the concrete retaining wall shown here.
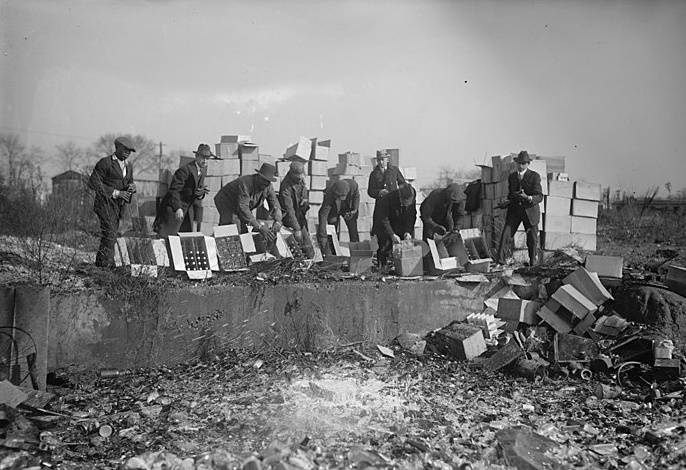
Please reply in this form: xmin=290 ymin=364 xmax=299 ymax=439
xmin=49 ymin=279 xmax=494 ymax=370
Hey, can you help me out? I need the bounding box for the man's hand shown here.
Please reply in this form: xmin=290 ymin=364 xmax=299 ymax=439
xmin=127 ymin=183 xmax=137 ymax=194
xmin=258 ymin=225 xmax=276 ymax=243
xmin=515 ymin=189 xmax=528 ymax=201
xmin=175 ymin=208 xmax=184 ymax=221
xmin=343 ymin=210 xmax=357 ymax=220
xmin=114 ymin=190 xmax=131 ymax=202
xmin=271 ymin=221 xmax=282 ymax=233
xmin=293 ymin=230 xmax=303 ymax=242
xmin=392 ymin=234 xmax=401 ymax=244
xmin=433 ymin=225 xmax=447 ymax=236
xmin=195 ymin=186 xmax=209 ymax=197
xmin=379 ymin=189 xmax=389 ymax=198
xmin=403 ymin=232 xmax=412 ymax=241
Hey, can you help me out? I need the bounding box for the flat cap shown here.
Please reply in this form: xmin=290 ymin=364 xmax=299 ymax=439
xmin=114 ymin=136 xmax=136 ymax=152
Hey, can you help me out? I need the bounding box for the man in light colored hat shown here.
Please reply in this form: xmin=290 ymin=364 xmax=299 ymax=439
xmin=317 ymin=179 xmax=360 ymax=255
xmin=372 ymin=183 xmax=417 ymax=268
xmin=88 ymin=136 xmax=137 ymax=268
xmin=214 ymin=162 xmax=282 ymax=242
xmin=495 ymin=150 xmax=543 ymax=266
xmin=153 ymin=143 xmax=211 ymax=237
xmin=279 ymin=161 xmax=314 ymax=257
xmin=419 ymin=182 xmax=465 ymax=241
xmin=368 ymin=149 xmax=405 ymax=200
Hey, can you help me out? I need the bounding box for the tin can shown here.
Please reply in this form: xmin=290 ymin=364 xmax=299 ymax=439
xmin=99 ymin=424 xmax=113 ymax=438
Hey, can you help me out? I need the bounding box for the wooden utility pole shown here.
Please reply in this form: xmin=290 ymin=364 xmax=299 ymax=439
xmin=158 ymin=141 xmax=166 ymax=173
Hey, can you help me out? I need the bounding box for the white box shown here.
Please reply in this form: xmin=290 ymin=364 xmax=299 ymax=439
xmin=571 ymin=199 xmax=598 ymax=218
xmin=545 ymin=196 xmax=571 ymax=216
xmin=548 ymin=180 xmax=574 ymax=198
xmin=570 ymin=216 xmax=597 ymax=234
xmin=574 ymin=182 xmax=601 ymax=201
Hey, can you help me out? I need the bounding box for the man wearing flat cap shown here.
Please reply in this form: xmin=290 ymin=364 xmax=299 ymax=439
xmin=368 ymin=149 xmax=405 ymax=200
xmin=279 ymin=161 xmax=314 ymax=257
xmin=88 ymin=136 xmax=137 ymax=268
xmin=372 ymin=183 xmax=417 ymax=268
xmin=214 ymin=162 xmax=283 ymax=243
xmin=153 ymin=144 xmax=211 ymax=237
xmin=495 ymin=150 xmax=543 ymax=266
xmin=420 ymin=183 xmax=466 ymax=241
xmin=317 ymin=179 xmax=360 ymax=255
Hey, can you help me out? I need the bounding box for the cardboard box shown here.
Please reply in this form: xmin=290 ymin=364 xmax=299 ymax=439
xmin=220 ymin=135 xmax=251 ymax=143
xmin=563 ymin=267 xmax=613 ymax=306
xmin=571 ymin=199 xmax=598 ymax=218
xmin=435 ymin=323 xmax=487 ymax=361
xmin=309 ymin=160 xmax=328 ymax=176
xmin=574 ymin=182 xmax=602 ymax=201
xmin=666 ymin=265 xmax=686 ymax=297
xmin=215 ymin=143 xmax=239 ymax=159
xmin=309 ymin=175 xmax=328 ymax=190
xmin=529 ymin=160 xmax=548 ymax=195
xmin=479 ymin=165 xmax=493 ymax=184
xmin=545 ymin=196 xmax=571 ymax=216
xmin=496 ymin=298 xmax=540 ymax=325
xmin=285 ymin=136 xmax=312 ymax=162
xmin=570 ymin=215 xmax=596 ymax=234
xmin=310 ymin=139 xmax=330 ymax=161
xmin=426 ymin=239 xmax=458 ymax=271
xmin=205 ymin=176 xmax=223 ymax=192
xmin=309 ymin=190 xmax=324 ymax=205
xmin=402 ymin=167 xmax=417 ymax=180
xmin=548 ymin=180 xmax=574 ymax=198
xmin=585 ymin=254 xmax=623 ymax=279
xmin=537 ymin=301 xmax=574 ymax=333
xmin=386 ymin=148 xmax=401 ymax=168
xmin=544 ymin=214 xmax=571 ymax=233
xmin=551 ymin=284 xmax=598 ymax=319
xmin=338 ymin=152 xmax=363 ymax=166
xmin=239 ymin=142 xmax=259 ymax=161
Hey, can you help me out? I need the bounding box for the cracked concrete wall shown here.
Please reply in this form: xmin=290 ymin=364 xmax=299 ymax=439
xmin=48 ymin=279 xmax=494 ymax=370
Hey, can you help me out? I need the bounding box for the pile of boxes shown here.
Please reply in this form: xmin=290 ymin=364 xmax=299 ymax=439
xmin=479 ymin=152 xmax=601 ymax=261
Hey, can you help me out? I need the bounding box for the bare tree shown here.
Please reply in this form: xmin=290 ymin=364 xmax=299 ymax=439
xmin=427 ymin=165 xmax=480 ymax=190
xmin=56 ymin=140 xmax=86 ymax=173
xmin=87 ymin=133 xmax=168 ymax=176
xmin=0 ymin=133 xmax=46 ymax=196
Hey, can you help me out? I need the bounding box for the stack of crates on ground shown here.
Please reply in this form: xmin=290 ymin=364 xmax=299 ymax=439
xmin=479 ymin=152 xmax=600 ymax=261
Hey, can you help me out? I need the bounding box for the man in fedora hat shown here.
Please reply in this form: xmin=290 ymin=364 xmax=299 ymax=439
xmin=88 ymin=136 xmax=137 ymax=268
xmin=279 ymin=161 xmax=314 ymax=257
xmin=153 ymin=143 xmax=211 ymax=237
xmin=317 ymin=179 xmax=360 ymax=255
xmin=372 ymin=183 xmax=417 ymax=267
xmin=420 ymin=183 xmax=466 ymax=241
xmin=214 ymin=162 xmax=282 ymax=242
xmin=495 ymin=150 xmax=543 ymax=266
xmin=368 ymin=149 xmax=405 ymax=200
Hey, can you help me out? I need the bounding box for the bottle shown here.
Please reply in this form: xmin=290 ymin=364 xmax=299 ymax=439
xmin=99 ymin=369 xmax=127 ymax=378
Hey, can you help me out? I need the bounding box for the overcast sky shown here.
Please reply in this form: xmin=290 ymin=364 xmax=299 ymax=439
xmin=1 ymin=0 xmax=685 ymax=194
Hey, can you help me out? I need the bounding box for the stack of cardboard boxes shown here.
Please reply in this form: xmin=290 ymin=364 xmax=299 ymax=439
xmin=479 ymin=152 xmax=601 ymax=261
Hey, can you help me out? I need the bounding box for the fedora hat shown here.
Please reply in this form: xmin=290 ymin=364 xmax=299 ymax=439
xmin=514 ymin=150 xmax=531 ymax=163
xmin=255 ymin=163 xmax=277 ymax=182
xmin=193 ymin=143 xmax=215 ymax=158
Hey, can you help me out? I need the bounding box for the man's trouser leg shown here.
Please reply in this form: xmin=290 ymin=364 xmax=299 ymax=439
xmin=346 ymin=216 xmax=360 ymax=243
xmin=96 ymin=207 xmax=119 ymax=268
xmin=522 ymin=215 xmax=539 ymax=266
xmin=376 ymin=234 xmax=393 ymax=266
xmin=496 ymin=211 xmax=522 ymax=264
xmin=300 ymin=227 xmax=315 ymax=258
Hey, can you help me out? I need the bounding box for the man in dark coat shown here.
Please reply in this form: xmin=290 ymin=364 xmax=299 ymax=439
xmin=495 ymin=150 xmax=543 ymax=266
xmin=279 ymin=162 xmax=314 ymax=257
xmin=153 ymin=143 xmax=211 ymax=237
xmin=317 ymin=179 xmax=360 ymax=254
xmin=372 ymin=183 xmax=417 ymax=267
xmin=367 ymin=149 xmax=405 ymax=200
xmin=88 ymin=136 xmax=136 ymax=268
xmin=214 ymin=163 xmax=282 ymax=242
xmin=419 ymin=183 xmax=465 ymax=241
